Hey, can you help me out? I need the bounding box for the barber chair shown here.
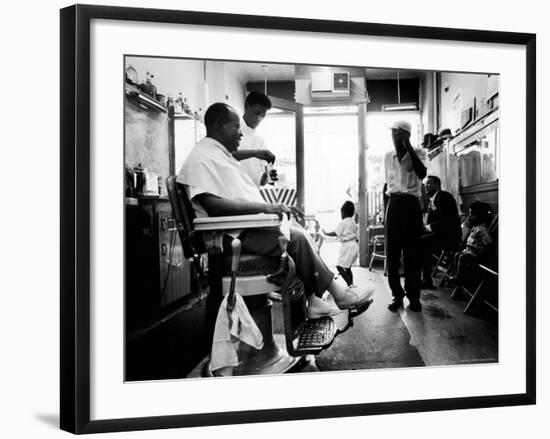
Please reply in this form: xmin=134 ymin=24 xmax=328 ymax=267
xmin=166 ymin=176 xmax=371 ymax=376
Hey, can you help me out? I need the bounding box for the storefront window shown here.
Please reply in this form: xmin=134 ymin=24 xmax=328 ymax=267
xmin=303 ymin=110 xmax=358 ymax=229
xmin=258 ymin=109 xmax=297 ymax=188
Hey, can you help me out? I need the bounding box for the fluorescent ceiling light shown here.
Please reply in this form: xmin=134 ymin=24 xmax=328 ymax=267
xmin=304 ymin=105 xmax=358 ymax=115
xmin=382 ymin=102 xmax=418 ymax=111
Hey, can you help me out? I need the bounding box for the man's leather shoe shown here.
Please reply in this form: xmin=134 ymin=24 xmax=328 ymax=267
xmin=408 ymin=299 xmax=422 ymax=312
xmin=387 ymin=298 xmax=403 ymax=312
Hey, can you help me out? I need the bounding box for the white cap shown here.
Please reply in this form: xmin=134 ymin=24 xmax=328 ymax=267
xmin=390 ymin=120 xmax=412 ymax=134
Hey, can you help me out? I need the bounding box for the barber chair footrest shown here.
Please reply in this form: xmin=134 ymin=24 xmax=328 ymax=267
xmin=296 ymin=317 xmax=336 ymax=353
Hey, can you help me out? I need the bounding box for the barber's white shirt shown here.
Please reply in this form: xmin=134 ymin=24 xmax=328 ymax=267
xmin=176 ymin=136 xmax=264 ymax=218
xmin=238 ymin=116 xmax=268 ymax=187
xmin=384 ymin=148 xmax=427 ymax=198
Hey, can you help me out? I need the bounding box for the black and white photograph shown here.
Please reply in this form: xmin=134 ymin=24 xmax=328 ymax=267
xmin=124 ymin=57 xmax=500 ymax=381
xmin=62 ymin=5 xmax=534 ymax=431
xmin=45 ymin=2 xmax=542 ymax=436
xmin=3 ymin=0 xmax=550 ymax=437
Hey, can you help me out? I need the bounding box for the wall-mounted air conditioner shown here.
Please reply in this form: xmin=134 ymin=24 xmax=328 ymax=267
xmin=310 ymin=71 xmax=350 ymax=100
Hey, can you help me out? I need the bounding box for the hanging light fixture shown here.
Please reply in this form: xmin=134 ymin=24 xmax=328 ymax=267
xmin=261 ymin=65 xmax=268 ymax=95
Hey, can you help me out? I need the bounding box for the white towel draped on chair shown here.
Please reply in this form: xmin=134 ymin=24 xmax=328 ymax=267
xmin=209 ymin=293 xmax=264 ymax=373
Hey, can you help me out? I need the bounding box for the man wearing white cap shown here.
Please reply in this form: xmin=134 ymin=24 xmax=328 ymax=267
xmin=384 ymin=120 xmax=427 ymax=312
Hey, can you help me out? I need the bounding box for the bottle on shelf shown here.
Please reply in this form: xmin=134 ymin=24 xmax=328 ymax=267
xmin=150 ymin=74 xmax=158 ymax=100
xmin=183 ymin=97 xmax=191 ymax=115
xmin=175 ymin=92 xmax=184 ymax=113
xmin=125 ymin=66 xmax=138 ymax=84
xmin=142 ymin=72 xmax=157 ymax=99
xmin=125 ymin=165 xmax=135 ymax=197
xmin=166 ymin=93 xmax=174 ymax=109
xmin=133 ymin=163 xmax=146 ymax=196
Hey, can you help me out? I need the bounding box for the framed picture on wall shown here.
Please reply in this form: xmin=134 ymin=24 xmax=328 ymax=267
xmin=60 ymin=4 xmax=536 ymax=434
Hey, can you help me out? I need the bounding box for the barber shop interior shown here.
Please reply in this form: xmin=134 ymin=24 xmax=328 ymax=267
xmin=125 ymin=56 xmax=499 ymax=380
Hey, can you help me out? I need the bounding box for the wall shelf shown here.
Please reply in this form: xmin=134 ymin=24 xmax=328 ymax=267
xmin=173 ymin=112 xmax=195 ymax=120
xmin=125 ymin=83 xmax=167 ymax=113
xmin=451 ymin=107 xmax=499 ymax=152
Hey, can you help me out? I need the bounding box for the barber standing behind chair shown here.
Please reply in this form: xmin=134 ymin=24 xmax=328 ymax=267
xmin=384 ymin=121 xmax=427 ymax=312
xmin=421 ymin=175 xmax=462 ymax=288
xmin=235 ymin=91 xmax=277 ymax=187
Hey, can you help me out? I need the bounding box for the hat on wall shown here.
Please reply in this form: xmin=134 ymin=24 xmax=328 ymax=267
xmin=390 ymin=120 xmax=412 ymax=134
xmin=421 ymin=133 xmax=438 ymax=149
xmin=438 ymin=128 xmax=453 ymax=140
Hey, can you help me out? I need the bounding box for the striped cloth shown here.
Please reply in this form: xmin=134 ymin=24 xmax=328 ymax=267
xmin=259 ymin=186 xmax=297 ymax=207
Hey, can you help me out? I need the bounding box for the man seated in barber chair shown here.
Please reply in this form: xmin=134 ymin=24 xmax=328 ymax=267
xmin=177 ymin=103 xmax=375 ymax=324
xmin=420 ymin=175 xmax=462 ymax=289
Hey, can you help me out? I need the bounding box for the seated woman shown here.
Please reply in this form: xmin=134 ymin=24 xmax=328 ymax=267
xmin=450 ymin=201 xmax=493 ymax=282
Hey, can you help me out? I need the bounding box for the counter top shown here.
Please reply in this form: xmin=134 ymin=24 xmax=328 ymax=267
xmin=125 ymin=195 xmax=170 ymax=206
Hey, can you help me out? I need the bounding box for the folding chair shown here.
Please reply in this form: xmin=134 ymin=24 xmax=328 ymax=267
xmin=432 ymin=249 xmax=456 ymax=287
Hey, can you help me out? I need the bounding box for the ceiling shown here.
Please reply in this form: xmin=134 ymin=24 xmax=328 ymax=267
xmin=365 ymin=68 xmax=426 ymax=80
xmin=226 ymin=63 xmax=295 ymax=82
xmin=226 ymin=62 xmax=426 ymax=82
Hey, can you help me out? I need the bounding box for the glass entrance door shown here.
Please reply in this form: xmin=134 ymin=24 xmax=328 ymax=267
xmin=257 ymin=96 xmax=304 ymax=211
xmin=302 ymin=105 xmax=361 ymax=266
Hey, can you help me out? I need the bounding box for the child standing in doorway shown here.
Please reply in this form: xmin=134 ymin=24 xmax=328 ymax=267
xmin=323 ymin=201 xmax=359 ymax=286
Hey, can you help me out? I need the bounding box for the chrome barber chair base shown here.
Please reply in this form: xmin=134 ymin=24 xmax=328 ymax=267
xmin=189 ymin=334 xmax=303 ymax=378
xmin=235 ymin=334 xmax=302 ymax=376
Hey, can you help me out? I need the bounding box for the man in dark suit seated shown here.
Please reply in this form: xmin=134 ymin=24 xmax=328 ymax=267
xmin=421 ymin=175 xmax=462 ymax=289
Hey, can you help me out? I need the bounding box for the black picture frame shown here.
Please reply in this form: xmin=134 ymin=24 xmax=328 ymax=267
xmin=60 ymin=4 xmax=536 ymax=434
